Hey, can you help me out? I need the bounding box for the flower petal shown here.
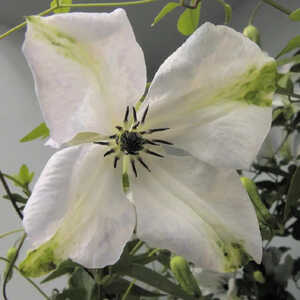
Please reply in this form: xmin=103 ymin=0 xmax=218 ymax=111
xmin=23 ymin=9 xmax=146 ymax=145
xmin=141 ymin=22 xmax=275 ymax=169
xmin=131 ymin=154 xmax=262 ymax=272
xmin=21 ymin=145 xmax=135 ymax=276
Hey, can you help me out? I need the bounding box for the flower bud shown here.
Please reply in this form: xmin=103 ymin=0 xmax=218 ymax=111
xmin=243 ymin=25 xmax=260 ymax=45
xmin=170 ymin=256 xmax=201 ymax=296
xmin=253 ymin=270 xmax=266 ymax=284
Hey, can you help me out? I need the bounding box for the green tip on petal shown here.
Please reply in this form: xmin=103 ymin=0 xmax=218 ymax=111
xmin=217 ymin=240 xmax=250 ymax=272
xmin=215 ymin=61 xmax=277 ymax=108
xmin=19 ymin=239 xmax=60 ymax=278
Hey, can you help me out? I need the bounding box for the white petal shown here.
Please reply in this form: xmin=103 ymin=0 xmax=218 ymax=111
xmin=131 ymin=154 xmax=262 ymax=272
xmin=23 ymin=9 xmax=146 ymax=145
xmin=22 ymin=145 xmax=135 ymax=274
xmin=140 ymin=22 xmax=275 ymax=169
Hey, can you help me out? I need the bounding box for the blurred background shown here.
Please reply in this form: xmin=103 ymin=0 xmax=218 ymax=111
xmin=0 ymin=0 xmax=300 ymax=298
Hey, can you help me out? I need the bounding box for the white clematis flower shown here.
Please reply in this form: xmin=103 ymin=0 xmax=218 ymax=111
xmin=19 ymin=9 xmax=276 ymax=277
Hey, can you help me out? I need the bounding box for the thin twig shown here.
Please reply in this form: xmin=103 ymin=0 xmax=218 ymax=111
xmin=0 ymin=257 xmax=50 ymax=300
xmin=2 ymin=233 xmax=26 ymax=300
xmin=0 ymin=171 xmax=23 ymax=220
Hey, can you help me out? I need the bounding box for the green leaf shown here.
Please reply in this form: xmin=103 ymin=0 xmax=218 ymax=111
xmin=69 ymin=268 xmax=98 ymax=300
xmin=177 ymin=3 xmax=201 ymax=36
xmin=3 ymin=193 xmax=27 ymax=204
xmin=289 ymin=8 xmax=300 ymax=21
xmin=20 ymin=122 xmax=50 ymax=143
xmin=277 ymin=73 xmax=294 ymax=94
xmin=117 ymin=264 xmax=194 ymax=300
xmin=41 ymin=259 xmax=78 ymax=283
xmin=152 ymin=2 xmax=180 ymax=26
xmin=284 ymin=166 xmax=300 ymax=220
xmin=15 ymin=164 xmax=34 ymax=186
xmin=50 ymin=0 xmax=72 ymax=14
xmin=276 ymin=36 xmax=300 ymax=58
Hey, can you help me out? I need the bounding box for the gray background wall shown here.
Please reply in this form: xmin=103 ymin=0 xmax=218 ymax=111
xmin=1 ymin=0 xmax=300 ymax=299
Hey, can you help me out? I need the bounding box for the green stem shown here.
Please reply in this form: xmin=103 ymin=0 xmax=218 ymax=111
xmin=249 ymin=1 xmax=263 ymax=25
xmin=0 ymin=229 xmax=24 ymax=240
xmin=2 ymin=233 xmax=26 ymax=300
xmin=60 ymin=0 xmax=161 ymax=8
xmin=129 ymin=240 xmax=144 ymax=255
xmin=262 ymin=0 xmax=292 ymax=15
xmin=121 ymin=280 xmax=136 ymax=300
xmin=0 ymin=7 xmax=57 ymax=40
xmin=0 ymin=257 xmax=50 ymax=300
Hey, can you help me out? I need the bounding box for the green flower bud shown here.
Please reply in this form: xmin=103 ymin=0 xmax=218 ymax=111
xmin=170 ymin=256 xmax=201 ymax=296
xmin=243 ymin=25 xmax=260 ymax=45
xmin=253 ymin=270 xmax=266 ymax=284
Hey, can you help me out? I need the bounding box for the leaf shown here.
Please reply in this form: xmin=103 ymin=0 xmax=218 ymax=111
xmin=276 ymin=36 xmax=300 ymax=58
xmin=41 ymin=259 xmax=78 ymax=283
xmin=3 ymin=193 xmax=27 ymax=204
xmin=177 ymin=3 xmax=201 ymax=36
xmin=69 ymin=268 xmax=97 ymax=300
xmin=50 ymin=0 xmax=72 ymax=14
xmin=152 ymin=2 xmax=180 ymax=26
xmin=284 ymin=166 xmax=300 ymax=220
xmin=274 ymin=254 xmax=294 ymax=284
xmin=104 ymin=278 xmax=163 ymax=297
xmin=15 ymin=164 xmax=34 ymax=186
xmin=289 ymin=8 xmax=300 ymax=21
xmin=20 ymin=122 xmax=50 ymax=143
xmin=117 ymin=263 xmax=194 ymax=300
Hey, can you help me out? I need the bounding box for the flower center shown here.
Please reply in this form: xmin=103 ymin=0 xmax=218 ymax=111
xmin=119 ymin=131 xmax=144 ymax=155
xmin=94 ymin=105 xmax=172 ymax=177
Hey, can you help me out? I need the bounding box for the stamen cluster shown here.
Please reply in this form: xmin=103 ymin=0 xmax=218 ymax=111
xmin=94 ymin=106 xmax=173 ymax=177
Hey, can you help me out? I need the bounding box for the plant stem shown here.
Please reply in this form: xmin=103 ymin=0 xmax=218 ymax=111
xmin=121 ymin=280 xmax=136 ymax=300
xmin=60 ymin=0 xmax=161 ymax=8
xmin=0 ymin=229 xmax=24 ymax=240
xmin=2 ymin=233 xmax=26 ymax=300
xmin=0 ymin=7 xmax=57 ymax=40
xmin=262 ymin=0 xmax=292 ymax=15
xmin=249 ymin=1 xmax=263 ymax=25
xmin=0 ymin=257 xmax=50 ymax=300
xmin=129 ymin=240 xmax=144 ymax=255
xmin=0 ymin=171 xmax=23 ymax=220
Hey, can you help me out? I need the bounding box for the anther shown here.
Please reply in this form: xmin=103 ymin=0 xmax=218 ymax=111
xmin=109 ymin=134 xmax=117 ymax=139
xmin=131 ymin=159 xmax=138 ymax=177
xmin=140 ymin=128 xmax=170 ymax=135
xmin=152 ymin=139 xmax=173 ymax=145
xmin=104 ymin=149 xmax=115 ymax=157
xmin=132 ymin=122 xmax=140 ymax=130
xmin=144 ymin=149 xmax=164 ymax=158
xmin=141 ymin=105 xmax=149 ymax=124
xmin=116 ymin=126 xmax=122 ymax=131
xmin=114 ymin=156 xmax=119 ymax=168
xmin=144 ymin=139 xmax=158 ymax=146
xmin=137 ymin=157 xmax=151 ymax=172
xmin=124 ymin=106 xmax=130 ymax=123
xmin=94 ymin=141 xmax=110 ymax=146
xmin=132 ymin=106 xmax=137 ymax=122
